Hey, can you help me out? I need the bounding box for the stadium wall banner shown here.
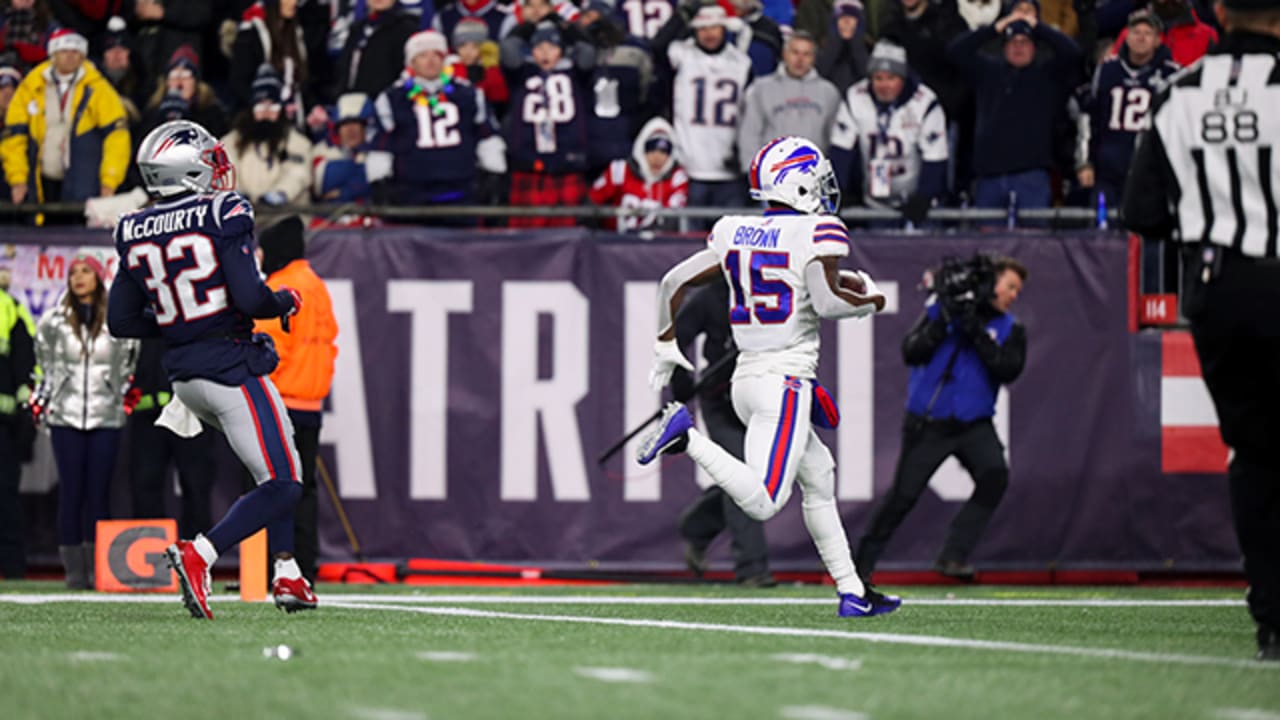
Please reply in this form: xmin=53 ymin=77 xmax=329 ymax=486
xmin=8 ymin=229 xmax=1239 ymax=571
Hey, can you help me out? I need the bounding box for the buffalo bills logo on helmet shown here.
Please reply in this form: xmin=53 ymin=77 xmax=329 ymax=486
xmin=151 ymin=128 xmax=202 ymax=159
xmin=769 ymin=147 xmax=819 ymax=185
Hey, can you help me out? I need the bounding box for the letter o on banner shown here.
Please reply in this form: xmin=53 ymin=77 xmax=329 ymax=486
xmin=94 ymin=520 xmax=179 ymax=592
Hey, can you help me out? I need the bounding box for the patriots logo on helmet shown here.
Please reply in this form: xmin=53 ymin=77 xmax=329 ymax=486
xmin=769 ymin=147 xmax=819 ymax=184
xmin=151 ymin=128 xmax=201 ymax=158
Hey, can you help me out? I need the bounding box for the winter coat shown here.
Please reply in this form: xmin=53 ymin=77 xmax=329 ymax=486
xmin=34 ymin=302 xmax=138 ymax=430
xmin=220 ymin=126 xmax=313 ymax=204
xmin=588 ymin=116 xmax=688 ymax=231
xmin=336 ymin=7 xmax=419 ymax=97
xmin=254 ymin=260 xmax=337 ymax=413
xmin=0 ymin=59 xmax=130 ymax=202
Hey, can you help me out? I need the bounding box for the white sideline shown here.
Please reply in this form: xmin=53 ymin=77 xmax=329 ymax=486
xmin=324 ymin=600 xmax=1279 ymax=672
xmin=0 ymin=592 xmax=1247 ymax=608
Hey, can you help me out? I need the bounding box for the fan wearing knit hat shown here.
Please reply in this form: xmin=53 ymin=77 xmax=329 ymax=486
xmin=0 ymin=26 xmax=130 ymax=207
xmin=449 ymin=17 xmax=509 ymax=108
xmin=311 ymin=92 xmax=382 ymax=203
xmin=498 ymin=12 xmax=597 ymax=227
xmin=141 ymin=46 xmax=230 ymax=139
xmin=221 ymin=64 xmax=313 ymax=206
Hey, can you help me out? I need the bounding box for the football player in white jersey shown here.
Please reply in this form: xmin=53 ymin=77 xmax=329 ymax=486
xmin=637 ymin=136 xmax=901 ymax=617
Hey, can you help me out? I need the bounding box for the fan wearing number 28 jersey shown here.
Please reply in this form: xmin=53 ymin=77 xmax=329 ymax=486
xmin=637 ymin=137 xmax=902 ymax=618
xmin=107 ymin=120 xmax=316 ymax=621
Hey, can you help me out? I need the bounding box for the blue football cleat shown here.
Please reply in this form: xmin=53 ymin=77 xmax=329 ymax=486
xmin=838 ymin=587 xmax=902 ymax=617
xmin=636 ymin=403 xmax=693 ymax=465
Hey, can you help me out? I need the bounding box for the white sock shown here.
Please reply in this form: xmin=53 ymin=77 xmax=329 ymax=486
xmin=802 ymin=497 xmax=865 ymax=597
xmin=685 ymin=429 xmax=777 ymax=520
xmin=192 ymin=534 xmax=218 ymax=566
xmin=274 ymin=557 xmax=303 ymax=582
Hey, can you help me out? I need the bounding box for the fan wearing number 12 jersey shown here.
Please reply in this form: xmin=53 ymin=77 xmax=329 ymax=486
xmin=637 ymin=136 xmax=901 ymax=618
xmin=106 ymin=120 xmax=316 ymax=620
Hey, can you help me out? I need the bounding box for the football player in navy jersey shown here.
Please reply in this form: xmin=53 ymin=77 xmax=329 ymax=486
xmin=107 ymin=120 xmax=315 ymax=620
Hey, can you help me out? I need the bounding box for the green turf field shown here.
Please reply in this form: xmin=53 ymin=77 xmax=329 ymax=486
xmin=1 ymin=582 xmax=1277 ymax=720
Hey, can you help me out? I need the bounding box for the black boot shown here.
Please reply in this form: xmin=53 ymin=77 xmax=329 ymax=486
xmin=59 ymin=545 xmax=88 ymax=590
xmin=81 ymin=543 xmax=95 ymax=589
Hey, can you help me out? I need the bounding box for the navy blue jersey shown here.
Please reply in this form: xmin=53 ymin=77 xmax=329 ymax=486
xmin=613 ymin=0 xmax=674 ymax=40
xmin=587 ymin=40 xmax=657 ymax=172
xmin=107 ymin=191 xmax=294 ymax=386
xmin=1085 ymin=46 xmax=1180 ymax=189
xmin=373 ymin=75 xmax=491 ymax=193
xmin=504 ymin=65 xmax=591 ymax=174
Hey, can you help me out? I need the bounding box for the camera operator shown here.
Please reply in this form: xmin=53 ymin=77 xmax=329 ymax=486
xmin=855 ymin=254 xmax=1027 ymax=582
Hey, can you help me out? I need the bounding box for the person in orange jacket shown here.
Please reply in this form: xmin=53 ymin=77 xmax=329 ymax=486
xmin=254 ymin=215 xmax=338 ymax=584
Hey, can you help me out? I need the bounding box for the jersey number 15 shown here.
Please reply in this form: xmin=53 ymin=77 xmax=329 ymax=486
xmin=725 ymin=249 xmax=792 ymax=325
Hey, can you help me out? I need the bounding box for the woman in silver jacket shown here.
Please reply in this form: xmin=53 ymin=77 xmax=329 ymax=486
xmin=34 ymin=255 xmax=139 ymax=589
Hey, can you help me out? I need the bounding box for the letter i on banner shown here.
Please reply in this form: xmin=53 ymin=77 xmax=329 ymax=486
xmin=240 ymin=530 xmax=267 ymax=602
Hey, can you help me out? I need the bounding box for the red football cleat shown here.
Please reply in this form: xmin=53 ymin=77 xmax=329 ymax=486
xmin=272 ymin=576 xmax=318 ymax=613
xmin=165 ymin=541 xmax=213 ymax=620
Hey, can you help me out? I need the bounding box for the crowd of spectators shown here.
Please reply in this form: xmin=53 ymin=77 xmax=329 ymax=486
xmin=0 ymin=0 xmax=1222 ymax=229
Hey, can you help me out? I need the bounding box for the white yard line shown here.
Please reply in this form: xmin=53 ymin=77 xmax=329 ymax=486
xmin=572 ymin=667 xmax=655 ymax=683
xmin=0 ymin=593 xmax=1247 ymax=608
xmin=325 ymin=600 xmax=1278 ymax=672
xmin=67 ymin=651 xmax=125 ymax=662
xmin=414 ymin=651 xmax=477 ymax=662
xmin=779 ymin=706 xmax=869 ymax=720
xmin=772 ymin=653 xmax=863 ymax=671
xmin=1215 ymin=710 xmax=1280 ymax=720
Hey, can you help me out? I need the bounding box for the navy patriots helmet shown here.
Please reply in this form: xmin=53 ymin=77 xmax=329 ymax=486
xmin=748 ymin=136 xmax=841 ymax=215
xmin=136 ymin=120 xmax=236 ymax=198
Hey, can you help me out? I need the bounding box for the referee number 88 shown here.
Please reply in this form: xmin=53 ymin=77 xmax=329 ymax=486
xmin=1201 ymin=109 xmax=1259 ymax=143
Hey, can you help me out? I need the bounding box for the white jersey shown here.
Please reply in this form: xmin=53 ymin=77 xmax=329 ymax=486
xmin=706 ymin=212 xmax=850 ymax=379
xmin=669 ymin=40 xmax=753 ymax=181
xmin=829 ymin=79 xmax=948 ymax=207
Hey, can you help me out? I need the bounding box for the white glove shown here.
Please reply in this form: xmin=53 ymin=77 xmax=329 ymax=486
xmin=648 ymin=338 xmax=694 ymax=392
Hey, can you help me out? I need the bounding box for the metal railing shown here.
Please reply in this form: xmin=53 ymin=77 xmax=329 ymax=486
xmin=0 ymin=201 xmax=1123 ymax=229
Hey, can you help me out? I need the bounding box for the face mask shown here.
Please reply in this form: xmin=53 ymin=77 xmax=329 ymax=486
xmin=105 ymin=67 xmax=127 ymax=84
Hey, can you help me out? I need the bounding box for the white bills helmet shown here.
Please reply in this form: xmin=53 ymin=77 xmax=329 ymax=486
xmin=136 ymin=120 xmax=236 ymax=198
xmin=748 ymin=136 xmax=840 ymax=214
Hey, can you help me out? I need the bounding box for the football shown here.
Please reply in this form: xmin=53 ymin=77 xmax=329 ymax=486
xmin=839 ymin=270 xmax=867 ymax=294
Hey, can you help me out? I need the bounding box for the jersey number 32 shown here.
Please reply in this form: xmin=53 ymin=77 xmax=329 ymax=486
xmin=127 ymin=233 xmax=228 ymax=326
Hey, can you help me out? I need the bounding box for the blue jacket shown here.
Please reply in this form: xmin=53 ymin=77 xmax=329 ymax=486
xmin=903 ymin=302 xmax=1026 ymax=423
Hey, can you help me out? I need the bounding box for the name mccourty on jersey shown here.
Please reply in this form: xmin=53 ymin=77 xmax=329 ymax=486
xmin=119 ymin=206 xmax=210 ymax=242
xmin=1126 ymin=51 xmax=1280 ymax=258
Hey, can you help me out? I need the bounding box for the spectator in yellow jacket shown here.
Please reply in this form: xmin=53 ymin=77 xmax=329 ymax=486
xmin=253 ymin=216 xmax=337 ymax=584
xmin=0 ymin=29 xmax=129 ymax=208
